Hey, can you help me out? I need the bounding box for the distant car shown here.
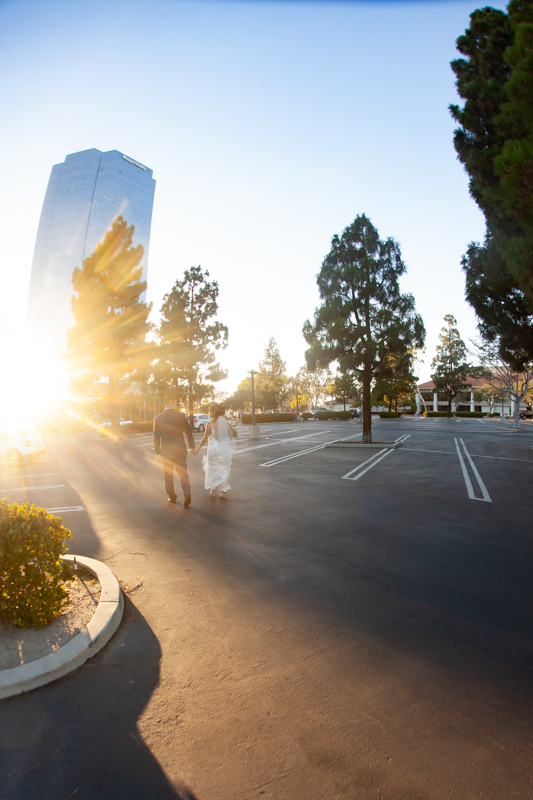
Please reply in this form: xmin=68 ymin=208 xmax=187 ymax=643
xmin=0 ymin=424 xmax=46 ymax=468
xmin=193 ymin=413 xmax=211 ymax=432
xmin=310 ymin=407 xmax=329 ymax=418
xmin=98 ymin=418 xmax=133 ymax=437
xmin=519 ymin=407 xmax=533 ymax=419
xmin=349 ymin=408 xmax=360 ymax=419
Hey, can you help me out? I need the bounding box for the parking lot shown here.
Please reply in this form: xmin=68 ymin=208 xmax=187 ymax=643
xmin=1 ymin=417 xmax=533 ymax=799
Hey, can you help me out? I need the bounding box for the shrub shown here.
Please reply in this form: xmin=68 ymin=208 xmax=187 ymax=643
xmin=485 ymin=412 xmax=501 ymax=417
xmin=314 ymin=411 xmax=352 ymax=420
xmin=240 ymin=413 xmax=295 ymax=424
xmin=0 ymin=501 xmax=73 ymax=629
xmin=454 ymin=411 xmax=484 ymax=417
xmin=378 ymin=412 xmax=403 ymax=418
xmin=301 ymin=412 xmax=314 ymax=420
xmin=128 ymin=421 xmax=154 ymax=433
xmin=423 ymin=411 xmax=450 ymax=417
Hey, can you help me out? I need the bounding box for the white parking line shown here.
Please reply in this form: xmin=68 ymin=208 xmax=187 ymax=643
xmin=454 ymin=438 xmax=491 ymax=502
xmin=342 ymin=448 xmax=392 ymax=480
xmin=1 ymin=484 xmax=65 ymax=493
xmin=47 ymin=506 xmax=85 ymax=513
xmin=259 ymin=434 xmax=362 ymax=467
xmin=235 ymin=431 xmax=332 ymax=456
xmin=0 ymin=473 xmax=56 ymax=480
xmin=341 ymin=435 xmax=410 ymax=481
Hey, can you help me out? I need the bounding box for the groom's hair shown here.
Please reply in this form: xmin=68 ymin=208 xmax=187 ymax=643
xmin=164 ymin=396 xmax=177 ymax=408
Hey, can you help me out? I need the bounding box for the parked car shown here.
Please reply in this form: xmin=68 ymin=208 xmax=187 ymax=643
xmin=98 ymin=417 xmax=133 ymax=437
xmin=310 ymin=407 xmax=329 ymax=418
xmin=0 ymin=424 xmax=46 ymax=468
xmin=349 ymin=408 xmax=360 ymax=419
xmin=192 ymin=413 xmax=211 ymax=432
xmin=519 ymin=407 xmax=533 ymax=419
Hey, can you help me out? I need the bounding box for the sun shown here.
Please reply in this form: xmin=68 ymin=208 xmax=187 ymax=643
xmin=0 ymin=331 xmax=70 ymax=427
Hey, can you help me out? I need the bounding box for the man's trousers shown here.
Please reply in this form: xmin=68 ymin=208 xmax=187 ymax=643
xmin=161 ymin=454 xmax=191 ymax=500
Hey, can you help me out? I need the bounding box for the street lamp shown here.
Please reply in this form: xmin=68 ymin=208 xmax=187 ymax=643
xmin=248 ymin=370 xmax=260 ymax=439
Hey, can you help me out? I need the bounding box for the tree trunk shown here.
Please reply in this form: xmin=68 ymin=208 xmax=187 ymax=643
xmin=447 ymin=398 xmax=452 ymax=418
xmin=362 ymin=368 xmax=372 ymax=443
xmin=512 ymin=399 xmax=521 ymax=429
xmin=188 ymin=377 xmax=194 ymax=430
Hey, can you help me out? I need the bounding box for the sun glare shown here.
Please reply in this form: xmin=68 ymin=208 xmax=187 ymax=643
xmin=0 ymin=332 xmax=70 ymax=428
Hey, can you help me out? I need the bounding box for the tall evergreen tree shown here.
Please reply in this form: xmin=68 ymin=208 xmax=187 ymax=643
xmin=156 ymin=266 xmax=228 ymax=421
xmin=256 ymin=337 xmax=287 ymax=410
xmin=67 ymin=216 xmax=152 ymax=432
xmin=303 ymin=215 xmax=425 ymax=442
xmin=450 ymin=1 xmax=533 ymax=365
xmin=430 ymin=315 xmax=477 ymax=418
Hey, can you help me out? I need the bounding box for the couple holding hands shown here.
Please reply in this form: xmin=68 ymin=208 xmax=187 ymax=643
xmin=154 ymin=398 xmax=237 ymax=505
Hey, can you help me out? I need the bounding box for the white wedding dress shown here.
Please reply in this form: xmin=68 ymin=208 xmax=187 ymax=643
xmin=203 ymin=417 xmax=236 ymax=492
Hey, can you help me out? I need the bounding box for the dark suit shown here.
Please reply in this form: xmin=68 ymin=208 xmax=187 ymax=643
xmin=153 ymin=408 xmax=195 ymax=501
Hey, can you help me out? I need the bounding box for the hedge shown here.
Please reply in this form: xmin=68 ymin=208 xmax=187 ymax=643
xmin=423 ymin=411 xmax=450 ymax=417
xmin=454 ymin=411 xmax=484 ymax=417
xmin=378 ymin=412 xmax=403 ymax=418
xmin=314 ymin=411 xmax=352 ymax=420
xmin=241 ymin=413 xmax=296 ymax=424
xmin=127 ymin=421 xmax=154 ymax=433
xmin=0 ymin=500 xmax=73 ymax=628
xmin=485 ymin=412 xmax=501 ymax=417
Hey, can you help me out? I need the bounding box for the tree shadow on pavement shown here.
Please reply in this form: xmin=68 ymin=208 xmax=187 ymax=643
xmin=0 ymin=597 xmax=198 ymax=800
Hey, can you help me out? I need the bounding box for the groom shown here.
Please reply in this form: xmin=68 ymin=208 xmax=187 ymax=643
xmin=153 ymin=397 xmax=195 ymax=506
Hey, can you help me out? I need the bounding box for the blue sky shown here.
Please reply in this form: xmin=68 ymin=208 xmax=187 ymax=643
xmin=0 ymin=0 xmax=506 ymax=390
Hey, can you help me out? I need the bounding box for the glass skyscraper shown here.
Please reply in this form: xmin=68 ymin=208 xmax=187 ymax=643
xmin=27 ymin=148 xmax=156 ymax=351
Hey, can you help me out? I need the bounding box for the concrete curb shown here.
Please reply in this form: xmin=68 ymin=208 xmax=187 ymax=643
xmin=326 ymin=441 xmax=402 ymax=449
xmin=0 ymin=555 xmax=123 ymax=700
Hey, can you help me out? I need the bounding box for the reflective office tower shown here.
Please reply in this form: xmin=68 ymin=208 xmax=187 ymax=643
xmin=27 ymin=148 xmax=156 ymax=352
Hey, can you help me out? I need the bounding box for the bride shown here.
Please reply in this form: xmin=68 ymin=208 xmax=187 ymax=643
xmin=190 ymin=404 xmax=237 ymax=498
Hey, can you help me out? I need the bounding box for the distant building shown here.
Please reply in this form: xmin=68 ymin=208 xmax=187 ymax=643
xmin=417 ymin=376 xmax=518 ymax=415
xmin=27 ymin=148 xmax=156 ymax=352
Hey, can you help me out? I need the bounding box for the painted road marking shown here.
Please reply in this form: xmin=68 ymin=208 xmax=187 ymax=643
xmin=342 ymin=448 xmax=392 ymax=480
xmin=341 ymin=435 xmax=410 ymax=481
xmin=260 ymin=434 xmax=362 ymax=467
xmin=0 ymin=473 xmax=56 ymax=480
xmin=1 ymin=484 xmax=65 ymax=493
xmin=454 ymin=438 xmax=491 ymax=502
xmin=402 ymin=448 xmax=455 ymax=455
xmin=235 ymin=431 xmax=332 ymax=456
xmin=47 ymin=506 xmax=85 ymax=513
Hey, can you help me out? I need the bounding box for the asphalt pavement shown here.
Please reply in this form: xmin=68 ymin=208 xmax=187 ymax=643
xmin=1 ymin=417 xmax=533 ymax=799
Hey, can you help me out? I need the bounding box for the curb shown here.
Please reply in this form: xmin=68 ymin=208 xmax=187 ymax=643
xmin=0 ymin=555 xmax=123 ymax=700
xmin=326 ymin=441 xmax=402 ymax=449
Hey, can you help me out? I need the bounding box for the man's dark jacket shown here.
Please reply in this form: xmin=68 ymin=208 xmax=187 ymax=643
xmin=153 ymin=409 xmax=194 ymax=460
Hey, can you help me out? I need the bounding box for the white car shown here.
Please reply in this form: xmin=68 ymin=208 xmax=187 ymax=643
xmin=0 ymin=424 xmax=46 ymax=468
xmin=193 ymin=413 xmax=211 ymax=432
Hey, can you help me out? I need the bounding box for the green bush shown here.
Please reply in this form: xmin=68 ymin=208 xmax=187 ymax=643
xmin=423 ymin=411 xmax=450 ymax=417
xmin=301 ymin=412 xmax=314 ymax=420
xmin=240 ymin=413 xmax=296 ymax=424
xmin=128 ymin=421 xmax=154 ymax=433
xmin=485 ymin=412 xmax=501 ymax=417
xmin=314 ymin=411 xmax=352 ymax=420
xmin=454 ymin=411 xmax=484 ymax=417
xmin=0 ymin=500 xmax=73 ymax=629
xmin=378 ymin=412 xmax=403 ymax=418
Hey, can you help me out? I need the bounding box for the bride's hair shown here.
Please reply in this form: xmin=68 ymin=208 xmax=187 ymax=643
xmin=210 ymin=403 xmax=225 ymax=418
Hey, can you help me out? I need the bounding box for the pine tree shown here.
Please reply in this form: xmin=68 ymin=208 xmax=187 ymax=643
xmin=256 ymin=337 xmax=287 ymax=410
xmin=156 ymin=266 xmax=228 ymax=422
xmin=451 ymin=1 xmax=533 ymax=365
xmin=304 ymin=215 xmax=425 ymax=442
xmin=67 ymin=216 xmax=152 ymax=432
xmin=430 ymin=315 xmax=477 ymax=418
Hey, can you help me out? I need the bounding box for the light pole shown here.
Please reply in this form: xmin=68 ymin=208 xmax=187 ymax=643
xmin=248 ymin=370 xmax=260 ymax=438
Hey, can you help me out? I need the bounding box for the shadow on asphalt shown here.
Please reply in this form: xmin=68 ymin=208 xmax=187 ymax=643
xmin=0 ymin=597 xmax=199 ymax=800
